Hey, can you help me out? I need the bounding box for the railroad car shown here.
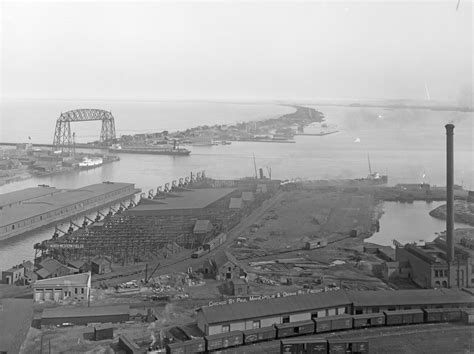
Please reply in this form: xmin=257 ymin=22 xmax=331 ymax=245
xmin=276 ymin=320 xmax=315 ymax=338
xmin=243 ymin=325 xmax=277 ymax=344
xmin=203 ymin=233 xmax=227 ymax=251
xmin=327 ymin=339 xmax=369 ymax=354
xmin=165 ymin=338 xmax=206 ymax=354
xmin=352 ymin=313 xmax=385 ymax=328
xmin=205 ymin=331 xmax=244 ymax=352
xmin=191 ymin=248 xmax=206 ymax=258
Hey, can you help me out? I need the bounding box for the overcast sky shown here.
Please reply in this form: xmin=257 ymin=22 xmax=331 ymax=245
xmin=1 ymin=1 xmax=472 ymax=102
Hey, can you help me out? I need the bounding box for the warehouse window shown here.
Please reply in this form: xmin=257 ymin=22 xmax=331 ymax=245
xmin=372 ymin=307 xmax=379 ymax=313
xmin=311 ymin=313 xmax=318 ymax=319
xmin=222 ymin=325 xmax=230 ymax=333
xmin=252 ymin=320 xmax=260 ymax=329
xmin=282 ymin=316 xmax=290 ymax=324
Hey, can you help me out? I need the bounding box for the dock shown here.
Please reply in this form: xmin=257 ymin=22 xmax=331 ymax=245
xmin=0 ymin=182 xmax=141 ymax=241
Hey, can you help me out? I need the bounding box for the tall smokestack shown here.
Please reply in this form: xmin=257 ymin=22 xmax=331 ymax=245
xmin=445 ymin=124 xmax=455 ymax=265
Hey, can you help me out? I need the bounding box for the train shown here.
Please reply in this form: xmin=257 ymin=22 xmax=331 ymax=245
xmin=165 ymin=307 xmax=470 ymax=353
xmin=191 ymin=233 xmax=227 ymax=258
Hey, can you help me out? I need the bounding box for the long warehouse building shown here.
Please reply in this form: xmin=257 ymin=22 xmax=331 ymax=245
xmin=0 ymin=182 xmax=140 ymax=241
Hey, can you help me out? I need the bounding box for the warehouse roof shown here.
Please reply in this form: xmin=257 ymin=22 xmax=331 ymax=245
xmin=127 ymin=188 xmax=235 ymax=213
xmin=1 ymin=182 xmax=135 ymax=226
xmin=0 ymin=299 xmax=34 ymax=354
xmin=33 ymin=272 xmax=91 ymax=287
xmin=197 ymin=290 xmax=351 ymax=325
xmin=0 ymin=186 xmax=59 ymax=207
xmin=347 ymin=289 xmax=473 ymax=307
xmin=242 ymin=192 xmax=254 ymax=202
xmin=42 ymin=304 xmax=129 ymax=319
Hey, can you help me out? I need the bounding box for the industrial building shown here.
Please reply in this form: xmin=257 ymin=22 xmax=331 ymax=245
xmin=1 ymin=265 xmax=25 ymax=285
xmin=196 ymin=288 xmax=472 ymax=335
xmin=32 ymin=272 xmax=91 ymax=303
xmin=395 ymin=124 xmax=473 ymax=289
xmin=395 ymin=236 xmax=473 ymax=289
xmin=40 ymin=304 xmax=130 ymax=326
xmin=0 ymin=182 xmax=139 ymax=241
xmin=44 ymin=177 xmax=279 ymax=263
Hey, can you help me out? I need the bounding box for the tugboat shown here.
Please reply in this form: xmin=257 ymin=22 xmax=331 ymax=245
xmin=356 ymin=154 xmax=388 ymax=185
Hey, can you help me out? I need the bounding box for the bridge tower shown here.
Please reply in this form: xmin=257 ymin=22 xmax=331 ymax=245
xmin=52 ymin=109 xmax=116 ymax=153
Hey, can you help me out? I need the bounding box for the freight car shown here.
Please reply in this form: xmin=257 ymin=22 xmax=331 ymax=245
xmin=191 ymin=233 xmax=227 ymax=258
xmin=281 ymin=338 xmax=369 ymax=354
xmin=171 ymin=306 xmax=471 ymax=353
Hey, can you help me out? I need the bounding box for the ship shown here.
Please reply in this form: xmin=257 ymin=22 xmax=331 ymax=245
xmin=355 ymin=154 xmax=388 ymax=185
xmin=79 ymin=157 xmax=103 ymax=169
xmin=109 ymin=142 xmax=191 ymax=156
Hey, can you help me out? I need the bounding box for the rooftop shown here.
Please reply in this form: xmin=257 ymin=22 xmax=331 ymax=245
xmin=1 ymin=182 xmax=135 ymax=227
xmin=0 ymin=299 xmax=34 ymax=354
xmin=197 ymin=290 xmax=351 ymax=325
xmin=0 ymin=186 xmax=59 ymax=208
xmin=229 ymin=197 xmax=243 ymax=209
xmin=194 ymin=220 xmax=212 ymax=234
xmin=347 ymin=289 xmax=473 ymax=307
xmin=42 ymin=304 xmax=129 ymax=319
xmin=127 ymin=188 xmax=235 ymax=213
xmin=33 ymin=272 xmax=91 ymax=287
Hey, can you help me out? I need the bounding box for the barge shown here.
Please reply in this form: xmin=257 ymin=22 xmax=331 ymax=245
xmin=109 ymin=143 xmax=190 ymax=156
xmin=0 ymin=182 xmax=140 ymax=241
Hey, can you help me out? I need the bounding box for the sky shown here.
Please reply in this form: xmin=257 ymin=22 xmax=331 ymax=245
xmin=1 ymin=0 xmax=472 ymax=102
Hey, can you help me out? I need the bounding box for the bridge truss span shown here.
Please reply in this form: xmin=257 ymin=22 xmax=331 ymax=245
xmin=52 ymin=109 xmax=116 ymax=153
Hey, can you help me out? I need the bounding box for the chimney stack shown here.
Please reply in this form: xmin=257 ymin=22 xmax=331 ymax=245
xmin=445 ymin=124 xmax=455 ymax=266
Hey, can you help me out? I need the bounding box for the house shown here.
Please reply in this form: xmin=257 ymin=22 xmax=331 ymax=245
xmin=20 ymin=260 xmax=34 ymax=272
xmin=91 ymin=257 xmax=112 ymax=275
xmin=202 ymin=251 xmax=244 ymax=280
xmin=67 ymin=260 xmax=89 ymax=273
xmin=32 ymin=272 xmax=91 ymax=303
xmin=37 ymin=258 xmax=73 ymax=279
xmin=1 ymin=266 xmax=25 ymax=285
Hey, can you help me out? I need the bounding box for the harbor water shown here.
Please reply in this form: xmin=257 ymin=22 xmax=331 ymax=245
xmin=0 ymin=100 xmax=473 ymax=269
xmin=366 ymin=201 xmax=473 ymax=246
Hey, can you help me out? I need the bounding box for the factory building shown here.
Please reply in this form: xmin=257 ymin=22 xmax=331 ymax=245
xmin=0 ymin=182 xmax=139 ymax=241
xmin=395 ymin=236 xmax=474 ymax=289
xmin=1 ymin=265 xmax=25 ymax=285
xmin=32 ymin=272 xmax=91 ymax=303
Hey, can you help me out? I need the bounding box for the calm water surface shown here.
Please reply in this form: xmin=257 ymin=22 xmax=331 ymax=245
xmin=0 ymin=100 xmax=472 ymax=269
xmin=366 ymin=201 xmax=473 ymax=246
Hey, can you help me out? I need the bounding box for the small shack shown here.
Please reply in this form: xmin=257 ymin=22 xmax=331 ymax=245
xmin=305 ymin=238 xmax=327 ymax=250
xmin=230 ymin=279 xmax=249 ymax=296
xmin=91 ymin=257 xmax=112 ymax=275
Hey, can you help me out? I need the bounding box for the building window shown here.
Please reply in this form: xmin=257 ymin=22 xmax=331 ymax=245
xmin=325 ymin=309 xmax=329 ymax=316
xmin=444 ymin=270 xmax=449 ymax=277
xmin=81 ymin=288 xmax=84 ymax=294
xmin=434 ymin=270 xmax=439 ymax=277
xmin=311 ymin=312 xmax=318 ymax=319
xmin=228 ymin=267 xmax=232 ymax=272
xmin=355 ymin=308 xmax=363 ymax=315
xmin=252 ymin=320 xmax=260 ymax=329
xmin=372 ymin=307 xmax=379 ymax=313
xmin=222 ymin=325 xmax=230 ymax=333
xmin=75 ymin=288 xmax=78 ymax=294
xmin=282 ymin=316 xmax=290 ymax=323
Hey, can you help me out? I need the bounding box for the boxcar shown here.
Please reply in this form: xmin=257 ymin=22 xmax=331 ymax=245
xmin=461 ymin=308 xmax=474 ymax=324
xmin=306 ymin=339 xmax=329 ymax=354
xmin=384 ymin=311 xmax=403 ymax=325
xmin=281 ymin=338 xmax=328 ymax=354
xmin=401 ymin=309 xmax=424 ymax=324
xmin=328 ymin=339 xmax=369 ymax=354
xmin=329 ymin=314 xmax=353 ymax=330
xmin=423 ymin=308 xmax=443 ymax=323
xmin=441 ymin=308 xmax=462 ymax=322
xmin=205 ymin=331 xmax=243 ymax=351
xmin=243 ymin=325 xmax=276 ymax=344
xmin=276 ymin=320 xmax=315 ymax=338
xmin=191 ymin=249 xmax=207 ymax=258
xmin=165 ymin=338 xmax=206 ymax=354
xmin=353 ymin=313 xmax=385 ymax=328
xmin=314 ymin=317 xmax=332 ymax=333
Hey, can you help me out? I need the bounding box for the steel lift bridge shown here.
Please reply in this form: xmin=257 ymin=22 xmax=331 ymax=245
xmin=52 ymin=109 xmax=116 ymax=153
